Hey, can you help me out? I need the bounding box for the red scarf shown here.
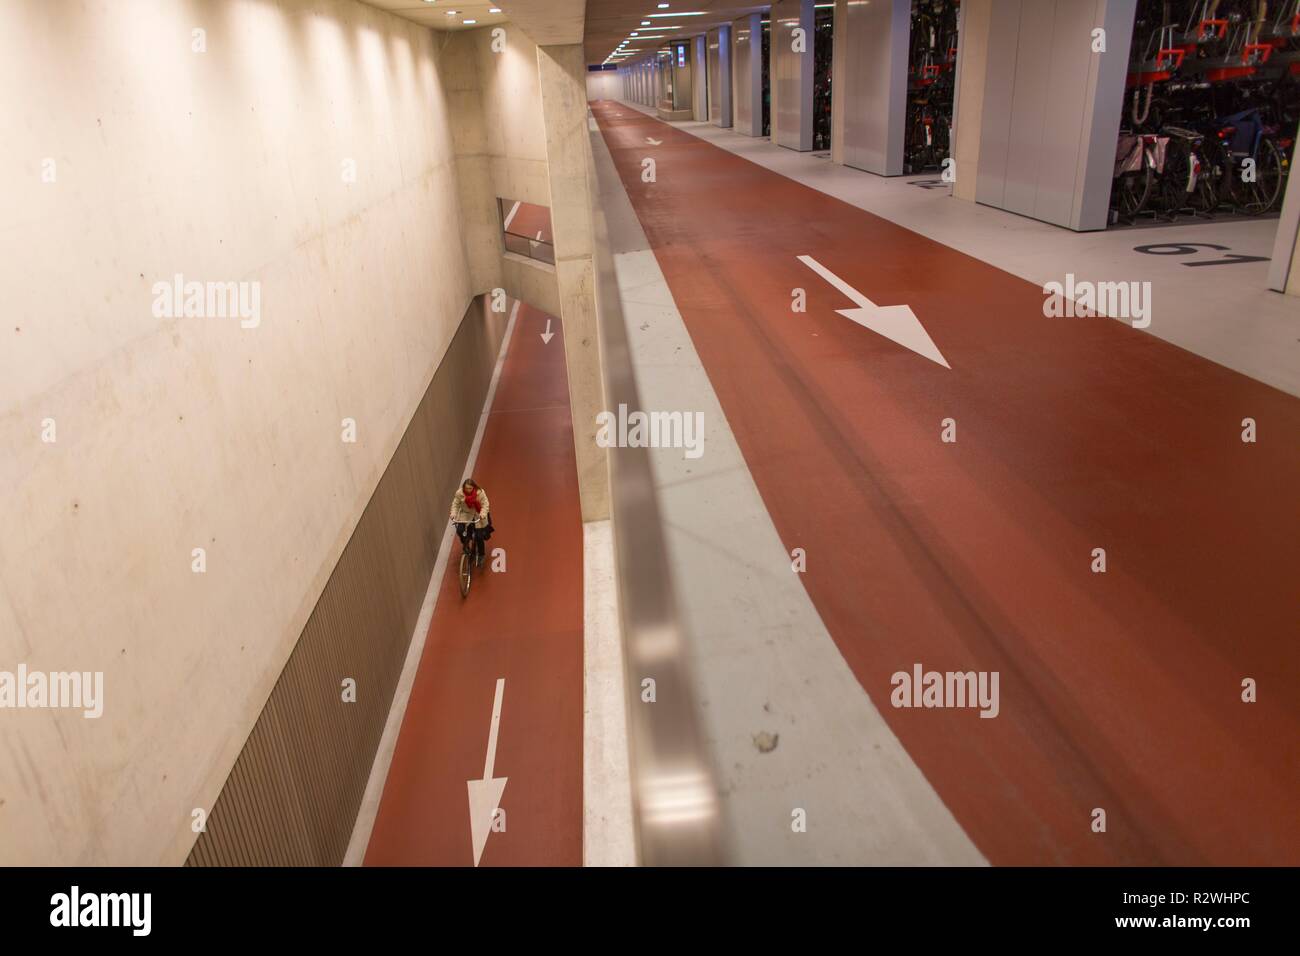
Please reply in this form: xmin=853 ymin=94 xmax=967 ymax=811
xmin=463 ymin=487 xmax=481 ymax=513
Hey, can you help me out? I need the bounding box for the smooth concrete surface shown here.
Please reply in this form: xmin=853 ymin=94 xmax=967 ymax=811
xmin=539 ymin=43 xmax=612 ymax=523
xmin=607 ymin=98 xmax=1300 ymax=400
xmin=581 ymin=518 xmax=636 ymax=866
xmin=442 ymin=24 xmax=560 ymax=311
xmin=588 ymin=104 xmax=986 ymax=865
xmin=586 ymin=70 xmax=621 ymax=101
xmin=0 ymin=0 xmax=483 ymax=866
xmin=494 ymin=0 xmax=584 ymax=46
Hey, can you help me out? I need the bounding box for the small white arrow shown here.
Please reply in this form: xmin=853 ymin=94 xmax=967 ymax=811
xmin=466 ymin=678 xmax=507 ymax=867
xmin=797 ymin=255 xmax=950 ymax=369
xmin=539 ymin=318 xmax=555 ymax=344
xmin=646 ymin=137 xmax=663 ymax=146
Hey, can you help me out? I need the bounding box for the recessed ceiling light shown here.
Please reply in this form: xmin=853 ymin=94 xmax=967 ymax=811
xmin=464 ymin=19 xmax=476 ymax=24
xmin=641 ymin=21 xmax=650 ymax=26
xmin=490 ymin=6 xmax=501 ymax=11
xmin=648 ymin=11 xmax=702 ymax=16
xmin=630 ymin=32 xmax=639 ymax=36
xmin=658 ymin=3 xmax=670 ymax=7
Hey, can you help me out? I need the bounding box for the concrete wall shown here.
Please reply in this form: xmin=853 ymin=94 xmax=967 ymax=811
xmin=0 ymin=0 xmax=485 ymax=864
xmin=772 ymin=0 xmax=814 ymax=151
xmin=443 ymin=26 xmax=561 ymax=318
xmin=833 ymin=0 xmax=910 ymax=176
xmin=586 ymin=70 xmax=622 ymax=101
xmin=732 ymin=14 xmax=763 ymax=137
xmin=538 ymin=43 xmax=611 ymax=522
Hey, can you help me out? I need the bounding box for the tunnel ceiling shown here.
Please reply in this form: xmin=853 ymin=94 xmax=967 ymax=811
xmin=357 ymin=0 xmax=509 ymax=30
xmin=585 ymin=1 xmax=769 ymax=67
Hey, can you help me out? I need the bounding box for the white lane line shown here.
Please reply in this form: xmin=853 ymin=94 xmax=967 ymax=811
xmin=797 ymin=254 xmax=951 ymax=369
xmin=467 ymin=678 xmax=508 ymax=867
xmin=503 ymin=200 xmax=522 ymax=231
xmin=582 ymin=518 xmax=635 ymax=866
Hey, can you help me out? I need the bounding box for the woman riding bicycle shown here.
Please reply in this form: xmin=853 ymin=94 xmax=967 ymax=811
xmin=450 ymin=478 xmax=491 ymax=568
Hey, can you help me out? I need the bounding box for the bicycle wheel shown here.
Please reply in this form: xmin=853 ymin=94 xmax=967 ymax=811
xmin=459 ymin=551 xmax=472 ymax=597
xmin=1115 ymin=165 xmax=1153 ymax=221
xmin=1225 ymin=141 xmax=1280 ymax=214
xmin=1256 ymin=138 xmax=1285 ymax=212
xmin=1158 ymin=138 xmax=1195 ymax=218
xmin=1190 ymin=144 xmax=1220 ymax=214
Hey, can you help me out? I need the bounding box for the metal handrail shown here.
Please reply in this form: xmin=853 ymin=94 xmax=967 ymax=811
xmin=585 ymin=123 xmax=724 ymax=866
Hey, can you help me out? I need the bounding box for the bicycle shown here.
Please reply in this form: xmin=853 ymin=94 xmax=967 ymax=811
xmin=454 ymin=520 xmax=486 ymax=598
xmin=1206 ymin=105 xmax=1288 ymax=212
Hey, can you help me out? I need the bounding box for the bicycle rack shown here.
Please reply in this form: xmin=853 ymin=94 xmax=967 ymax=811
xmin=1205 ymin=32 xmax=1273 ymax=83
xmin=1130 ymin=46 xmax=1186 ymax=86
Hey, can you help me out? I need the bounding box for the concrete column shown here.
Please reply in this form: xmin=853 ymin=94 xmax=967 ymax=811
xmin=732 ymin=14 xmax=763 ymax=137
xmin=693 ymin=34 xmax=708 ymax=121
xmin=957 ymin=0 xmax=1136 ymax=231
xmin=830 ymin=1 xmax=847 ymax=164
xmin=952 ymin=0 xmax=992 ymax=201
xmin=831 ymin=0 xmax=910 ymax=175
xmin=1267 ymin=165 xmax=1300 ymax=293
xmin=771 ymin=0 xmax=814 ymax=151
xmin=537 ymin=43 xmax=611 ymax=521
xmin=708 ymin=26 xmax=733 ymax=128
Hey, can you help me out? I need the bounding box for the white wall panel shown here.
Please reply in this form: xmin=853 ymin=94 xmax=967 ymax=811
xmin=772 ymin=0 xmax=814 ymax=151
xmin=837 ymin=0 xmax=910 ymax=175
xmin=708 ymin=26 xmax=733 ymax=128
xmin=732 ymin=14 xmax=762 ymax=137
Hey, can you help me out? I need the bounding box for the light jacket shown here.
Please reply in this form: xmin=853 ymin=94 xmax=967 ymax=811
xmin=450 ymin=487 xmax=490 ymax=528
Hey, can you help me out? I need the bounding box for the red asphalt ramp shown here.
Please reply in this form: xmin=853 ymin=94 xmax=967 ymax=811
xmin=364 ymin=303 xmax=583 ymax=866
xmin=591 ymin=101 xmax=1300 ymax=865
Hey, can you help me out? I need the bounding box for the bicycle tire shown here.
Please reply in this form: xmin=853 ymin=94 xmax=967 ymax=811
xmin=1116 ymin=164 xmax=1154 ymax=220
xmin=1257 ymin=137 xmax=1285 ymax=212
xmin=459 ymin=552 xmax=472 ymax=598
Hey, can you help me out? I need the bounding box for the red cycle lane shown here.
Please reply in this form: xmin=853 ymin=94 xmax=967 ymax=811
xmin=365 ymin=302 xmax=583 ymax=866
xmin=591 ymin=100 xmax=1300 ymax=865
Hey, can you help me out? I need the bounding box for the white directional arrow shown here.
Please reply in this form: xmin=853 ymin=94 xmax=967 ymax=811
xmin=797 ymin=255 xmax=950 ymax=369
xmin=539 ymin=318 xmax=555 ymax=344
xmin=646 ymin=136 xmax=663 ymax=146
xmin=466 ymin=678 xmax=507 ymax=867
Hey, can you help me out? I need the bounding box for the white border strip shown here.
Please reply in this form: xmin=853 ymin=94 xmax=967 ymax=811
xmin=503 ymin=200 xmax=522 ymax=231
xmin=581 ymin=518 xmax=636 ymax=866
xmin=343 ymin=299 xmax=521 ymax=866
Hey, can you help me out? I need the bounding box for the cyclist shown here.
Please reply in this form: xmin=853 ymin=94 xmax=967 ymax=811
xmin=450 ymin=478 xmax=491 ymax=568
